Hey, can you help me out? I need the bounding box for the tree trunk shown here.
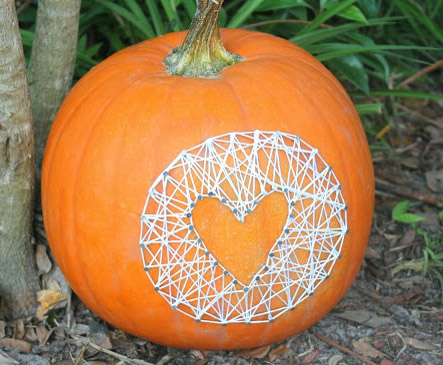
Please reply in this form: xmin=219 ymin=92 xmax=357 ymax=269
xmin=0 ymin=0 xmax=40 ymax=319
xmin=28 ymin=0 xmax=81 ymax=202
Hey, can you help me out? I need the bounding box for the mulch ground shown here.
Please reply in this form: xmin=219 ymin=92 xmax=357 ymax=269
xmin=1 ymin=87 xmax=442 ymax=364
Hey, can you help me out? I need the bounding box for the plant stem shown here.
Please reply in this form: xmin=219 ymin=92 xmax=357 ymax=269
xmin=164 ymin=0 xmax=242 ymax=78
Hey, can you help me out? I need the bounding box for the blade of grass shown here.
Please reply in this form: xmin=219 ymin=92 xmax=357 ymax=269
xmin=95 ymin=0 xmax=155 ymax=39
xmin=355 ymin=103 xmax=382 ymax=115
xmin=145 ymin=0 xmax=165 ymax=36
xmin=362 ymin=89 xmax=443 ymax=101
xmin=226 ymin=0 xmax=266 ymax=28
xmin=159 ymin=0 xmax=183 ymax=32
xmin=181 ymin=0 xmax=196 ymax=20
xmin=256 ymin=0 xmax=310 ymax=12
xmin=297 ymin=0 xmax=357 ymax=35
xmin=311 ymin=44 xmax=437 ymax=61
xmin=291 ymin=18 xmax=395 ymax=46
xmin=394 ymin=0 xmax=443 ymax=42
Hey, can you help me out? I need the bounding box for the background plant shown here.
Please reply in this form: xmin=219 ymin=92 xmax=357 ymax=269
xmin=392 ymin=201 xmax=443 ymax=302
xmin=18 ymin=0 xmax=442 ymax=95
xmin=16 ymin=0 xmax=443 ymax=302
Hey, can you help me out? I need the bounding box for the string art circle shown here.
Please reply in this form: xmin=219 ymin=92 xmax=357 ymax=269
xmin=139 ymin=131 xmax=347 ymax=324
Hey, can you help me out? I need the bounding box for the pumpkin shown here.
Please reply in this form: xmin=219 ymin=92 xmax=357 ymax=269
xmin=41 ymin=0 xmax=374 ymax=350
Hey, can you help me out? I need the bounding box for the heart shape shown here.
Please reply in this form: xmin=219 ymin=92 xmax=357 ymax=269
xmin=140 ymin=131 xmax=347 ymax=324
xmin=192 ymin=193 xmax=288 ymax=285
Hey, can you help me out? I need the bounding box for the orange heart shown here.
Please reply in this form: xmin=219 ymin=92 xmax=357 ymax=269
xmin=192 ymin=193 xmax=288 ymax=285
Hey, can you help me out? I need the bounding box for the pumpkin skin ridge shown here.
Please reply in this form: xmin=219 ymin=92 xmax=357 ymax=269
xmin=234 ymin=53 xmax=350 ymax=103
xmin=42 ymin=70 xmax=141 ymax=310
xmin=222 ymin=41 xmax=374 ymax=334
xmin=45 ymin=74 xmax=155 ymax=323
xmin=221 ymin=53 xmax=371 ymax=315
xmin=42 ymin=63 xmax=159 ymax=183
xmin=220 ymin=79 xmax=254 ymax=132
xmin=221 ymin=29 xmax=359 ymax=110
xmin=42 ymin=49 xmax=173 ymax=197
xmin=69 ymin=75 xmax=206 ymax=335
xmin=42 ymin=28 xmax=374 ymax=349
xmin=71 ymin=74 xmax=174 ymax=328
xmin=73 ymin=82 xmax=138 ymax=320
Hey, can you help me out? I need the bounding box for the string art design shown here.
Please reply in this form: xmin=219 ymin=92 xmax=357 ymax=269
xmin=139 ymin=131 xmax=348 ymax=324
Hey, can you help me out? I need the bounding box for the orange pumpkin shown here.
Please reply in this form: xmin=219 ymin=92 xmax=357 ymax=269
xmin=42 ymin=1 xmax=374 ymax=350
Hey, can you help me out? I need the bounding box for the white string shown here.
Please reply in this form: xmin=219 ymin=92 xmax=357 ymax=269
xmin=140 ymin=131 xmax=347 ymax=324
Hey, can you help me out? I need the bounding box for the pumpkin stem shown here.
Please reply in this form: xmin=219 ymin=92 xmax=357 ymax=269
xmin=164 ymin=0 xmax=243 ymax=78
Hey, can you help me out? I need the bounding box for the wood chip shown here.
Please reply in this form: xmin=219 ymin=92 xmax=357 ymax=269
xmin=302 ymin=349 xmax=320 ymax=364
xmin=379 ymin=360 xmax=393 ymax=365
xmin=35 ymin=244 xmax=52 ymax=275
xmin=0 ymin=338 xmax=32 ymax=353
xmin=382 ymin=286 xmax=422 ymax=307
xmin=71 ymin=324 xmax=89 ymax=336
xmin=90 ymin=332 xmax=113 ymax=350
xmin=404 ymin=337 xmax=436 ymax=351
xmin=190 ymin=349 xmax=205 ymax=360
xmin=269 ymin=343 xmax=288 ymax=361
xmin=13 ymin=319 xmax=25 ymax=339
xmin=425 ymin=170 xmax=443 ymax=192
xmin=238 ymin=344 xmax=271 ymax=359
xmin=328 ymin=354 xmax=344 ymax=365
xmin=189 ymin=360 xmax=208 ymax=365
xmin=352 ymin=341 xmax=385 ymax=359
xmin=36 ymin=324 xmax=49 ymax=346
xmin=334 ymin=310 xmax=392 ymax=328
xmin=36 ymin=289 xmax=68 ymax=320
xmin=399 ymin=229 xmax=416 ymax=246
xmin=365 ymin=246 xmax=382 ymax=260
xmin=25 ymin=327 xmax=37 ymax=342
xmin=0 ymin=321 xmax=5 ymax=338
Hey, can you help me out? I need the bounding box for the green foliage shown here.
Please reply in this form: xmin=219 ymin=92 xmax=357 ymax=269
xmin=392 ymin=200 xmax=424 ymax=224
xmin=392 ymin=202 xmax=443 ymax=303
xmin=18 ymin=0 xmax=443 ymax=100
xmin=418 ymin=228 xmax=443 ymax=303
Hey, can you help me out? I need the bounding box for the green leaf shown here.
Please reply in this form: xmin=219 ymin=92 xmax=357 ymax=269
xmin=19 ymin=29 xmax=34 ymax=47
xmin=227 ymin=0 xmax=265 ymax=28
xmin=337 ymin=5 xmax=368 ymax=23
xmin=320 ymin=0 xmax=337 ymax=8
xmin=84 ymin=43 xmax=102 ymax=58
xmin=358 ymin=0 xmax=378 ymax=18
xmin=312 ymin=44 xmax=437 ymax=62
xmin=369 ymin=89 xmax=443 ymax=101
xmin=159 ymin=0 xmax=183 ymax=32
xmin=298 ymin=0 xmax=357 ymax=35
xmin=181 ymin=0 xmax=196 ymax=19
xmin=94 ymin=0 xmax=155 ymax=39
xmin=394 ymin=0 xmax=443 ymax=42
xmin=355 ymin=103 xmax=382 ymax=115
xmin=392 ymin=200 xmax=424 ymax=224
xmin=145 ymin=0 xmax=166 ymax=36
xmin=392 ymin=200 xmax=410 ymax=219
xmin=394 ymin=213 xmax=425 ymax=224
xmin=291 ymin=18 xmax=392 ymax=46
xmin=256 ymin=0 xmax=309 ymax=12
xmin=328 ymin=54 xmax=369 ymax=93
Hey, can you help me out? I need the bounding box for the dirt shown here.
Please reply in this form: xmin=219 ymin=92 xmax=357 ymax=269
xmin=0 ymin=93 xmax=442 ymax=364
